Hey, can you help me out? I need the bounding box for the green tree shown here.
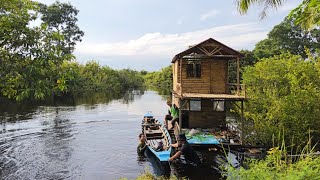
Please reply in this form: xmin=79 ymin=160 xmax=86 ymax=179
xmin=236 ymin=0 xmax=320 ymax=30
xmin=144 ymin=66 xmax=172 ymax=89
xmin=242 ymin=53 xmax=320 ymax=146
xmin=290 ymin=0 xmax=320 ymax=30
xmin=253 ymin=18 xmax=320 ymax=59
xmin=0 ymin=0 xmax=83 ymax=101
xmin=39 ymin=1 xmax=84 ymax=55
xmin=228 ymin=50 xmax=257 ymax=83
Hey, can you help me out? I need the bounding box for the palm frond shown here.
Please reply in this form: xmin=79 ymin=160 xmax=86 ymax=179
xmin=236 ymin=0 xmax=286 ymax=18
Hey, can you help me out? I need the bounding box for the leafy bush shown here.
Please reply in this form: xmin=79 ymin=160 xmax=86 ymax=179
xmin=242 ymin=52 xmax=320 ymax=146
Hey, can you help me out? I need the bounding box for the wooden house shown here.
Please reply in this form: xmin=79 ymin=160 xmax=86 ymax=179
xmin=171 ymin=38 xmax=246 ymax=140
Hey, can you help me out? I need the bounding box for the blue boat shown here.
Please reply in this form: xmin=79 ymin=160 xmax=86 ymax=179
xmin=142 ymin=112 xmax=172 ymax=162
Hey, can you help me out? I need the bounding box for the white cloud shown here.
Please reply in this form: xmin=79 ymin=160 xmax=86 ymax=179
xmin=200 ymin=9 xmax=220 ymax=21
xmin=75 ymin=23 xmax=268 ymax=58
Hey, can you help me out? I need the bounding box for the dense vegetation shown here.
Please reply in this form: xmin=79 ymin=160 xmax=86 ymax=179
xmin=229 ymin=18 xmax=320 ymax=147
xmin=56 ymin=61 xmax=145 ymax=96
xmin=143 ymin=66 xmax=172 ymax=89
xmin=242 ymin=53 xmax=320 ymax=146
xmin=225 ymin=139 xmax=320 ymax=180
xmin=229 ymin=17 xmax=320 ymax=83
xmin=0 ymin=0 xmax=144 ymax=101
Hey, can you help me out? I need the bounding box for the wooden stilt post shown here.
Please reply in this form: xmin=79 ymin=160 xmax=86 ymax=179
xmin=179 ymin=58 xmax=183 ymax=130
xmin=180 ymin=59 xmax=182 ymax=94
xmin=179 ymin=99 xmax=182 ymax=130
xmin=241 ymin=100 xmax=244 ymax=144
xmin=237 ymin=56 xmax=240 ymax=95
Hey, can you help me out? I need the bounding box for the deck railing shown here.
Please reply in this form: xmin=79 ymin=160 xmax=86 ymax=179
xmin=227 ymin=83 xmax=246 ymax=98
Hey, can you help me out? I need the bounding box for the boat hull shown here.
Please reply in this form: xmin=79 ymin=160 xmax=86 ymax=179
xmin=142 ymin=113 xmax=172 ymax=162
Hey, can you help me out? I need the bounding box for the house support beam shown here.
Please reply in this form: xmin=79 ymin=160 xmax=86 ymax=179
xmin=179 ymin=99 xmax=182 ymax=129
xmin=241 ymin=100 xmax=244 ymax=144
xmin=236 ymin=56 xmax=240 ymax=95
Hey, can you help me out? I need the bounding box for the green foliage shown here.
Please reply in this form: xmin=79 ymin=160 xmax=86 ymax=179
xmin=242 ymin=53 xmax=320 ymax=146
xmin=55 ymin=61 xmax=145 ymax=96
xmin=253 ymin=18 xmax=320 ymax=59
xmin=236 ymin=0 xmax=285 ymax=19
xmin=229 ymin=50 xmax=257 ymax=83
xmin=120 ymin=169 xmax=179 ymax=180
xmin=229 ymin=17 xmax=320 ymax=84
xmin=144 ymin=66 xmax=172 ymax=89
xmin=236 ymin=0 xmax=320 ymax=30
xmin=0 ymin=0 xmax=83 ymax=101
xmin=0 ymin=0 xmax=144 ymax=101
xmin=38 ymin=1 xmax=84 ymax=55
xmin=224 ymin=137 xmax=320 ymax=180
xmin=289 ymin=0 xmax=320 ymax=30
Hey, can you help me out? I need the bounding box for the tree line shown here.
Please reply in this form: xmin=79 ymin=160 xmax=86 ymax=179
xmin=0 ymin=0 xmax=145 ymax=101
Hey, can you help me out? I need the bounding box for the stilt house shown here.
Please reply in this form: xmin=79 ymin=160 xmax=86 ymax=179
xmin=171 ymin=38 xmax=246 ymax=136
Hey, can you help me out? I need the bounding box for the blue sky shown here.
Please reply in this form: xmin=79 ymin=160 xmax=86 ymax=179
xmin=39 ymin=0 xmax=302 ymax=71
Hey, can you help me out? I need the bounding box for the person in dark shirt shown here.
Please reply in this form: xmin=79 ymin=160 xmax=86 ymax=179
xmin=169 ymin=134 xmax=201 ymax=166
xmin=137 ymin=133 xmax=147 ymax=155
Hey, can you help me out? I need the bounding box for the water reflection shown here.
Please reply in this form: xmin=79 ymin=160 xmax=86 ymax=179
xmin=121 ymin=90 xmax=144 ymax=104
xmin=147 ymin=87 xmax=171 ymax=101
xmin=0 ymin=89 xmax=222 ymax=179
xmin=0 ymin=90 xmax=173 ymax=179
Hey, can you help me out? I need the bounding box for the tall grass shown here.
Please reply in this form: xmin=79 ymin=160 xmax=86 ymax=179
xmin=119 ymin=170 xmax=179 ymax=180
xmin=223 ymin=133 xmax=320 ymax=180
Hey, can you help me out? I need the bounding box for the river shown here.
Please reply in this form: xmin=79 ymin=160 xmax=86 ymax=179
xmin=0 ymin=90 xmax=221 ymax=180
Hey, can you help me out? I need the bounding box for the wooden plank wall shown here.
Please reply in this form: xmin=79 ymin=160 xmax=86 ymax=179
xmin=188 ymin=99 xmax=226 ymax=128
xmin=210 ymin=60 xmax=228 ymax=94
xmin=172 ymin=61 xmax=180 ymax=93
xmin=181 ymin=60 xmax=211 ymax=94
xmin=179 ymin=59 xmax=228 ymax=94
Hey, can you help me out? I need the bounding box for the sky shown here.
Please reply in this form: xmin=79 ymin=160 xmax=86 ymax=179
xmin=39 ymin=0 xmax=302 ymax=71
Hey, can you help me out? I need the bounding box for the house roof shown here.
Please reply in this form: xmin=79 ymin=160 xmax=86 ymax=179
xmin=171 ymin=38 xmax=244 ymax=63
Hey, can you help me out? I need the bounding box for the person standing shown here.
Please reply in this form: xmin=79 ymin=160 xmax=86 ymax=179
xmin=165 ymin=99 xmax=179 ymax=129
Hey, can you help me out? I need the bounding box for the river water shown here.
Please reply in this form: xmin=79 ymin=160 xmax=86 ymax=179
xmin=0 ymin=91 xmax=220 ymax=180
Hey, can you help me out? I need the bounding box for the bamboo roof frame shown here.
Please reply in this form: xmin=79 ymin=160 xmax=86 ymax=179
xmin=171 ymin=38 xmax=244 ymax=63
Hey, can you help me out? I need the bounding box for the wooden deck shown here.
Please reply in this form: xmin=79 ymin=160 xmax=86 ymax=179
xmin=179 ymin=93 xmax=246 ymax=100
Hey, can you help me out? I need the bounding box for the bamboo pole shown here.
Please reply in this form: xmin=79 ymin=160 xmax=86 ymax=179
xmin=179 ymin=59 xmax=183 ymax=129
xmin=180 ymin=58 xmax=182 ymax=95
xmin=241 ymin=100 xmax=244 ymax=144
xmin=179 ymin=99 xmax=182 ymax=129
xmin=236 ymin=56 xmax=240 ymax=95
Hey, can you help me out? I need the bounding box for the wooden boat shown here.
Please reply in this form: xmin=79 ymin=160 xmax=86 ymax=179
xmin=142 ymin=112 xmax=172 ymax=162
